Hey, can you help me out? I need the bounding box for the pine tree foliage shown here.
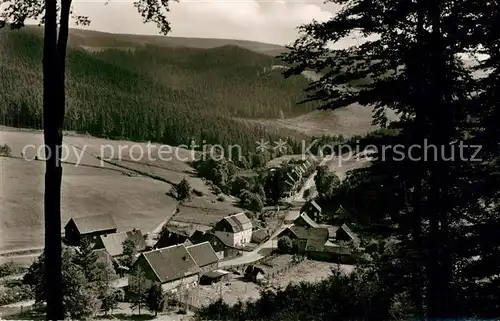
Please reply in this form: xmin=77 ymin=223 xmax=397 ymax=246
xmin=280 ymin=0 xmax=500 ymax=318
xmin=146 ymin=283 xmax=165 ymax=316
xmin=24 ymin=246 xmax=101 ymax=319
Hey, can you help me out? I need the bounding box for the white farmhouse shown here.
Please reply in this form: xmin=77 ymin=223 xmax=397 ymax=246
xmin=214 ymin=213 xmax=253 ymax=247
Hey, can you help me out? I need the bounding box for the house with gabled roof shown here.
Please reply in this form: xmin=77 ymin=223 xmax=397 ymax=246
xmin=64 ymin=214 xmax=117 ymax=246
xmin=93 ymin=229 xmax=146 ymax=257
xmin=186 ymin=242 xmax=219 ymax=273
xmin=154 ymin=225 xmax=195 ymax=249
xmin=301 ymin=200 xmax=322 ymax=221
xmin=277 ymin=225 xmax=329 ymax=253
xmin=190 ymin=231 xmax=239 ymax=259
xmin=294 ymin=213 xmax=319 ymax=229
xmin=131 ymin=244 xmax=201 ymax=293
xmin=214 ymin=212 xmax=253 ymax=248
xmin=335 ymin=223 xmax=361 ymax=247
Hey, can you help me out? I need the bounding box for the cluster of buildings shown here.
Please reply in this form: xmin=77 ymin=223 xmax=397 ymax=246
xmin=63 ymin=211 xmax=255 ymax=294
xmin=281 ymin=159 xmax=316 ymax=198
xmin=62 ymin=199 xmax=362 ymax=295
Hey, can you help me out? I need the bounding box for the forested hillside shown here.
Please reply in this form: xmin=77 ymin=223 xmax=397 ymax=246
xmin=0 ymin=28 xmax=318 ymax=154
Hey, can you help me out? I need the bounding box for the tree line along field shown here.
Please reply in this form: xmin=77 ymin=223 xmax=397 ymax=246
xmin=0 ymin=27 xmax=319 ymax=155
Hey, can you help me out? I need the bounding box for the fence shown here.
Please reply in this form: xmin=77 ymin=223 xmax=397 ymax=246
xmin=263 ymin=256 xmax=305 ymax=280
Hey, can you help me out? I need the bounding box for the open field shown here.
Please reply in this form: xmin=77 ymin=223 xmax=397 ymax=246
xmin=191 ymin=259 xmax=354 ymax=309
xmin=172 ymin=201 xmax=242 ymax=227
xmin=0 ymin=128 xmax=243 ymax=253
xmin=193 ymin=278 xmax=261 ymax=308
xmin=0 ymin=156 xmax=178 ymax=252
xmin=267 ymin=260 xmax=354 ymax=289
xmin=248 ymin=105 xmax=400 ymax=138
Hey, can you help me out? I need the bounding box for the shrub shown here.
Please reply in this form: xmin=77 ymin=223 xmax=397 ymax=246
xmin=0 ymin=284 xmax=34 ymax=305
xmin=303 ymin=188 xmax=311 ymax=200
xmin=0 ymin=262 xmax=25 ymax=278
xmin=217 ymin=195 xmax=225 ymax=202
xmin=239 ymin=189 xmax=264 ymax=212
xmin=170 ymin=177 xmax=192 ymax=201
xmin=0 ymin=144 xmax=12 ymax=157
xmin=212 ymin=185 xmax=222 ymax=195
xmin=277 ymin=236 xmax=293 ymax=253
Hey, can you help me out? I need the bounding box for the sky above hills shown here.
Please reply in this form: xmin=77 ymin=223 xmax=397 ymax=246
xmin=66 ymin=0 xmax=345 ymax=46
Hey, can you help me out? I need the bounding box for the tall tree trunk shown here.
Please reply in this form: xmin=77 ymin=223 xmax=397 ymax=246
xmin=43 ymin=0 xmax=63 ymax=319
xmin=426 ymin=0 xmax=454 ymax=317
xmin=44 ymin=0 xmax=71 ymax=319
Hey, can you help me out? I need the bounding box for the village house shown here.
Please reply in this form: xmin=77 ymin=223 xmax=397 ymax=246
xmin=131 ymin=244 xmax=201 ymax=293
xmin=93 ymin=229 xmax=147 ymax=257
xmin=154 ymin=226 xmax=195 ymax=249
xmin=277 ymin=225 xmax=329 ymax=253
xmin=333 ymin=223 xmax=361 ymax=247
xmin=186 ymin=242 xmax=219 ymax=273
xmin=190 ymin=231 xmax=239 ymax=260
xmin=214 ymin=212 xmax=253 ymax=248
xmin=64 ymin=214 xmax=117 ymax=246
xmin=294 ymin=212 xmax=320 ymax=229
xmin=301 ymin=200 xmax=322 ymax=221
xmin=306 ymin=240 xmax=354 ymax=263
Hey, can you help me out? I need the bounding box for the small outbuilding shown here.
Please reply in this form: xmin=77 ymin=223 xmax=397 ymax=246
xmin=200 ymin=270 xmax=230 ymax=285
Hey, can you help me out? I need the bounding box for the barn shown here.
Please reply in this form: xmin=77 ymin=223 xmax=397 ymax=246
xmin=64 ymin=214 xmax=117 ymax=246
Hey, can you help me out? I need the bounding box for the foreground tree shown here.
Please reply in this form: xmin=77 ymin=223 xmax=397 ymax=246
xmin=196 ymin=268 xmax=397 ymax=321
xmin=1 ymin=1 xmax=173 ymax=318
xmin=119 ymin=238 xmax=137 ymax=269
xmin=129 ymin=267 xmax=150 ymax=315
xmin=146 ymin=283 xmax=165 ymax=316
xmin=101 ymin=289 xmax=120 ymax=316
xmin=281 ymin=0 xmax=497 ymax=318
xmin=73 ymin=239 xmax=101 ymax=283
xmin=24 ymin=247 xmax=100 ymax=319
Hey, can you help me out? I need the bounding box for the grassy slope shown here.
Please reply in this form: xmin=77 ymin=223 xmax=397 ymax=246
xmin=0 ymin=128 xmax=242 ymax=252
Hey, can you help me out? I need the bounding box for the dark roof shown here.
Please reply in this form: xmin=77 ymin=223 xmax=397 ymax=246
xmin=338 ymin=224 xmax=360 ymax=243
xmin=190 ymin=231 xmax=233 ymax=250
xmin=186 ymin=242 xmax=219 ymax=268
xmin=141 ymin=244 xmax=200 ymax=283
xmin=218 ymin=213 xmax=252 ymax=233
xmin=296 ymin=213 xmax=319 ymax=228
xmin=163 ymin=225 xmax=197 ymax=238
xmin=99 ymin=229 xmax=146 ymax=257
xmin=251 ymin=229 xmax=269 ymax=242
xmin=69 ymin=214 xmax=117 ymax=234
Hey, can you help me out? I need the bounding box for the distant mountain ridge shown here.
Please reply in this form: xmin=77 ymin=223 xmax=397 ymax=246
xmin=22 ymin=25 xmax=288 ymax=56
